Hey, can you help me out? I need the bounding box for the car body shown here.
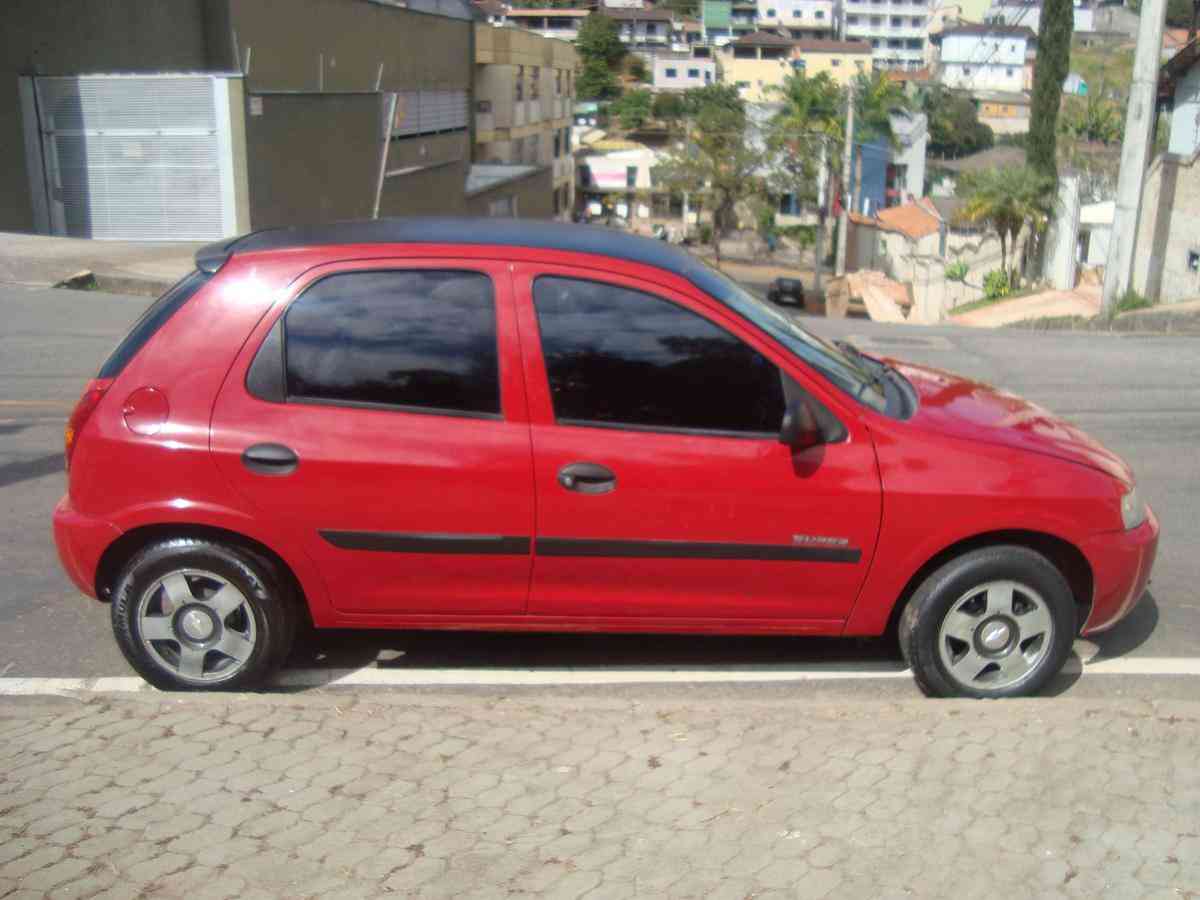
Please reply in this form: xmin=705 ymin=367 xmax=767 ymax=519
xmin=52 ymin=219 xmax=1159 ymax=696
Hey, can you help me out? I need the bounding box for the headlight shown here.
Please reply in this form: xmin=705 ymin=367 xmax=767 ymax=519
xmin=1121 ymin=485 xmax=1147 ymax=530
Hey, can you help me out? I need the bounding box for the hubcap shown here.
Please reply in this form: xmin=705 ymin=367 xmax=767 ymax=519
xmin=136 ymin=569 xmax=257 ymax=684
xmin=936 ymin=580 xmax=1053 ymax=693
xmin=178 ymin=607 xmax=215 ymax=642
xmin=978 ymin=619 xmax=1012 ymax=651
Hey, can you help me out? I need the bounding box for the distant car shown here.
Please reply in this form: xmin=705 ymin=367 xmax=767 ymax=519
xmin=767 ymin=276 xmax=805 ymax=307
xmin=54 ymin=218 xmax=1158 ymax=697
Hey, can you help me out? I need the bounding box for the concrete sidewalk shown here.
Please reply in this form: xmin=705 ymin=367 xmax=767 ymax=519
xmin=950 ymin=285 xmax=1103 ymax=328
xmin=2 ymin=688 xmax=1198 ymax=899
xmin=0 ymin=233 xmax=200 ymax=296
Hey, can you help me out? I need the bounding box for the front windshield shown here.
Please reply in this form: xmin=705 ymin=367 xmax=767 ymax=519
xmin=695 ymin=264 xmax=888 ymax=413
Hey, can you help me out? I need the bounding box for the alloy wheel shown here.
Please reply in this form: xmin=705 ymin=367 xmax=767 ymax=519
xmin=935 ymin=579 xmax=1054 ymax=693
xmin=136 ymin=568 xmax=258 ymax=685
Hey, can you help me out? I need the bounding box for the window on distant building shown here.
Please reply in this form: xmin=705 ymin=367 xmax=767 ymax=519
xmin=554 ymin=131 xmax=561 ymax=157
xmin=815 ymin=9 xmax=825 ymax=17
xmin=531 ymin=67 xmax=540 ymax=100
xmin=646 ymin=22 xmax=658 ymax=34
xmin=870 ymin=15 xmax=882 ymax=25
xmin=626 ymin=165 xmax=637 ymax=187
xmin=891 ymin=15 xmax=902 ymax=25
xmin=831 ymin=57 xmax=841 ymax=65
xmin=1006 ymin=67 xmax=1014 ymax=76
xmin=516 ymin=65 xmax=524 ymax=101
xmin=556 ymin=69 xmax=563 ymax=95
xmin=911 ymin=16 xmax=921 ymax=25
xmin=704 ymin=69 xmax=713 ymax=82
xmin=847 ymin=14 xmax=860 ymax=23
xmin=666 ymin=66 xmax=679 ymax=78
xmin=963 ymin=66 xmax=972 ymax=76
xmin=688 ymin=67 xmax=700 ymax=77
xmin=767 ymin=7 xmax=777 ymax=16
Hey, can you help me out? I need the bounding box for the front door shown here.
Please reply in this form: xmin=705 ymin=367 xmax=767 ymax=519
xmin=211 ymin=260 xmax=534 ymax=616
xmin=515 ymin=266 xmax=881 ymax=625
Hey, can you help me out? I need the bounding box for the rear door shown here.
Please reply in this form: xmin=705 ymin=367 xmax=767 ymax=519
xmin=514 ymin=265 xmax=882 ymax=625
xmin=211 ymin=259 xmax=534 ymax=616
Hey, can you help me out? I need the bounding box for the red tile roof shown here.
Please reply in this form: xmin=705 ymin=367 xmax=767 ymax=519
xmin=874 ymin=200 xmax=942 ymax=240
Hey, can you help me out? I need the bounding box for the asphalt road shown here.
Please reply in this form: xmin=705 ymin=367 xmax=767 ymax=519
xmin=1 ymin=283 xmax=1197 ymax=694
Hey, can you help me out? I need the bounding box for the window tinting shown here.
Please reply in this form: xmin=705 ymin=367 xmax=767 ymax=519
xmin=285 ymin=270 xmax=500 ymax=415
xmin=98 ymin=270 xmax=210 ymax=378
xmin=533 ymin=277 xmax=784 ymax=435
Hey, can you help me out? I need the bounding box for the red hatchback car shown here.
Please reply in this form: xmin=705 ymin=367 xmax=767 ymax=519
xmin=53 ymin=219 xmax=1158 ymax=697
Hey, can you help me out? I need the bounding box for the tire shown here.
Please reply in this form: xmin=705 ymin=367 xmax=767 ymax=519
xmin=898 ymin=545 xmax=1077 ymax=698
xmin=111 ymin=538 xmax=297 ymax=691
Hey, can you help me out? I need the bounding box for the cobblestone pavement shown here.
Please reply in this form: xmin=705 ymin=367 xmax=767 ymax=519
xmin=2 ymin=689 xmax=1200 ymax=899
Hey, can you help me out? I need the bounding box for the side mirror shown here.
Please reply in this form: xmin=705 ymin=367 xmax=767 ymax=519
xmin=779 ymin=397 xmax=824 ymax=449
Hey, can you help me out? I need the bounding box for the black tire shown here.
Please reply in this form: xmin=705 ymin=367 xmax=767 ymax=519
xmin=111 ymin=538 xmax=296 ymax=691
xmin=898 ymin=545 xmax=1077 ymax=698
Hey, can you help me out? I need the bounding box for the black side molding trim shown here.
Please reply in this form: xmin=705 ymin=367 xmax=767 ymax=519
xmin=536 ymin=538 xmax=861 ymax=564
xmin=319 ymin=531 xmax=531 ymax=555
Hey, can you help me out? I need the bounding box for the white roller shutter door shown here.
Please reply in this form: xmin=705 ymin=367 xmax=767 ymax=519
xmin=34 ymin=75 xmax=236 ymax=241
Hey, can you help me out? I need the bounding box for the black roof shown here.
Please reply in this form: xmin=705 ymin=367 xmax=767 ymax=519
xmin=196 ymin=217 xmax=716 ymax=287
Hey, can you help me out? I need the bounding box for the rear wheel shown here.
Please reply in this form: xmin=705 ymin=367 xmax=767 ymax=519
xmin=899 ymin=545 xmax=1077 ymax=698
xmin=111 ymin=538 xmax=296 ymax=691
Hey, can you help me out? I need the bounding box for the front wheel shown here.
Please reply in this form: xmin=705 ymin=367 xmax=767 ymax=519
xmin=111 ymin=538 xmax=296 ymax=691
xmin=899 ymin=546 xmax=1077 ymax=698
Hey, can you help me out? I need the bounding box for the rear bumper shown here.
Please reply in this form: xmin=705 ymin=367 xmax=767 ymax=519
xmin=1080 ymin=505 xmax=1159 ymax=635
xmin=53 ymin=495 xmax=121 ymax=600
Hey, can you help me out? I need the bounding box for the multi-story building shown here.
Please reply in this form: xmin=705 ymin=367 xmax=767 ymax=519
xmin=933 ymin=23 xmax=1033 ymax=92
xmin=792 ymin=38 xmax=873 ymax=84
xmin=607 ymin=7 xmax=686 ymax=54
xmin=756 ymin=0 xmax=837 ymax=39
xmin=843 ymin=0 xmax=930 ymax=71
xmin=1 ymin=0 xmax=562 ymax=240
xmin=721 ymin=31 xmax=796 ymax=101
xmin=501 ymin=7 xmax=590 ymax=41
xmin=652 ymin=55 xmax=720 ymax=91
xmin=983 ymin=0 xmax=1096 ymax=34
xmin=474 ymin=24 xmax=578 ymax=218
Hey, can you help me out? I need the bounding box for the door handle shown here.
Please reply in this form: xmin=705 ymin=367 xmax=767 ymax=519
xmin=557 ymin=462 xmax=616 ymax=494
xmin=242 ymin=443 xmax=299 ymax=476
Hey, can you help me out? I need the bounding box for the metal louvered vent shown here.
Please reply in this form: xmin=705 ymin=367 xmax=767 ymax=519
xmin=34 ymin=76 xmax=235 ymax=241
xmin=392 ymin=90 xmax=469 ymax=138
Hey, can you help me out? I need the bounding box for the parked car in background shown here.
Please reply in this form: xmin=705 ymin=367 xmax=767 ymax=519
xmin=767 ymin=276 xmax=805 ymax=308
xmin=54 ymin=219 xmax=1158 ymax=697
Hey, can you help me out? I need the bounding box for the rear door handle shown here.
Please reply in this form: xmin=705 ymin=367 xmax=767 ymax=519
xmin=557 ymin=462 xmax=616 ymax=494
xmin=242 ymin=443 xmax=299 ymax=476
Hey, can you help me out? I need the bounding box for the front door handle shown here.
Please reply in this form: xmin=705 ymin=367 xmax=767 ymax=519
xmin=242 ymin=443 xmax=299 ymax=476
xmin=557 ymin=462 xmax=616 ymax=494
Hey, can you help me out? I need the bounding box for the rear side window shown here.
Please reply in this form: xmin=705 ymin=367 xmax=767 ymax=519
xmin=98 ymin=270 xmax=210 ymax=378
xmin=533 ymin=276 xmax=784 ymax=435
xmin=284 ymin=270 xmax=500 ymax=416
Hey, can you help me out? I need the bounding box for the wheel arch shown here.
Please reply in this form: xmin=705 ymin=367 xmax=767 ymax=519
xmin=883 ymin=529 xmax=1094 ymax=639
xmin=95 ymin=523 xmax=314 ymax=628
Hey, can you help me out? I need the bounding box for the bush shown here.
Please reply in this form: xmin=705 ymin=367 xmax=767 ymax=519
xmin=1114 ymin=288 xmax=1153 ymax=315
xmin=945 ymin=260 xmax=969 ymax=283
xmin=983 ymin=269 xmax=1012 ymax=300
xmin=698 ymin=223 xmax=713 ymax=245
xmin=652 ymin=92 xmax=686 ymax=121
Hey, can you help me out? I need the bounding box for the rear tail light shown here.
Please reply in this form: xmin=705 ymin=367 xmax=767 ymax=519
xmin=65 ymin=378 xmax=113 ymax=472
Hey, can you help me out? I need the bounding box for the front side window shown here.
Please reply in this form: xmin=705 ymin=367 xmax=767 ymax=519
xmin=285 ymin=270 xmax=500 ymax=416
xmin=533 ymin=277 xmax=784 ymax=435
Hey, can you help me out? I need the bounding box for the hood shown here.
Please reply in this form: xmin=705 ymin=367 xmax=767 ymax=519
xmin=889 ymin=359 xmax=1134 ymax=485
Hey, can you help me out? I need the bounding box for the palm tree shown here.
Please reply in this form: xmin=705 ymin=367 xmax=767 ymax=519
xmin=955 ymin=166 xmax=1055 ymax=280
xmin=853 ymin=70 xmax=912 ymax=147
xmin=765 ymin=72 xmax=844 ymax=288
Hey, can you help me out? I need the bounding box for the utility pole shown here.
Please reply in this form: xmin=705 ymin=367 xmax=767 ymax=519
xmin=1101 ymin=0 xmax=1167 ymax=312
xmin=813 ymin=141 xmax=826 ymax=297
xmin=835 ymin=82 xmax=855 ymax=278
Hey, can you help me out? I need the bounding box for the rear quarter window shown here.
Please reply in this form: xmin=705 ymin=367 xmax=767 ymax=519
xmin=98 ymin=270 xmax=211 ymax=378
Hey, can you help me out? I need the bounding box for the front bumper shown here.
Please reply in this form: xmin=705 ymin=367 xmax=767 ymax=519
xmin=53 ymin=494 xmax=121 ymax=600
xmin=1079 ymin=505 xmax=1159 ymax=634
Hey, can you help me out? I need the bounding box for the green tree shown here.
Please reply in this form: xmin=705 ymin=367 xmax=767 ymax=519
xmin=656 ymin=101 xmax=762 ymax=263
xmin=766 ymin=72 xmax=844 ymax=278
xmin=922 ymin=85 xmax=994 ymax=158
xmin=612 ymin=88 xmax=654 ymax=130
xmin=1166 ymin=0 xmax=1195 ymax=26
xmin=664 ymin=0 xmax=700 ymax=16
xmin=652 ymin=91 xmax=687 ymax=121
xmin=576 ymin=13 xmax=626 ymax=68
xmin=577 ymin=57 xmax=620 ymax=100
xmin=1028 ymin=0 xmax=1073 ymax=179
xmin=853 ymin=70 xmax=911 ymax=146
xmin=681 ymin=83 xmax=745 ymax=117
xmin=955 ymin=166 xmax=1055 ymax=277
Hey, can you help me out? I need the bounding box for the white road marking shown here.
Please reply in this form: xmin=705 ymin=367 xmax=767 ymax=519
xmin=2 ymin=655 xmax=1200 ymax=695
